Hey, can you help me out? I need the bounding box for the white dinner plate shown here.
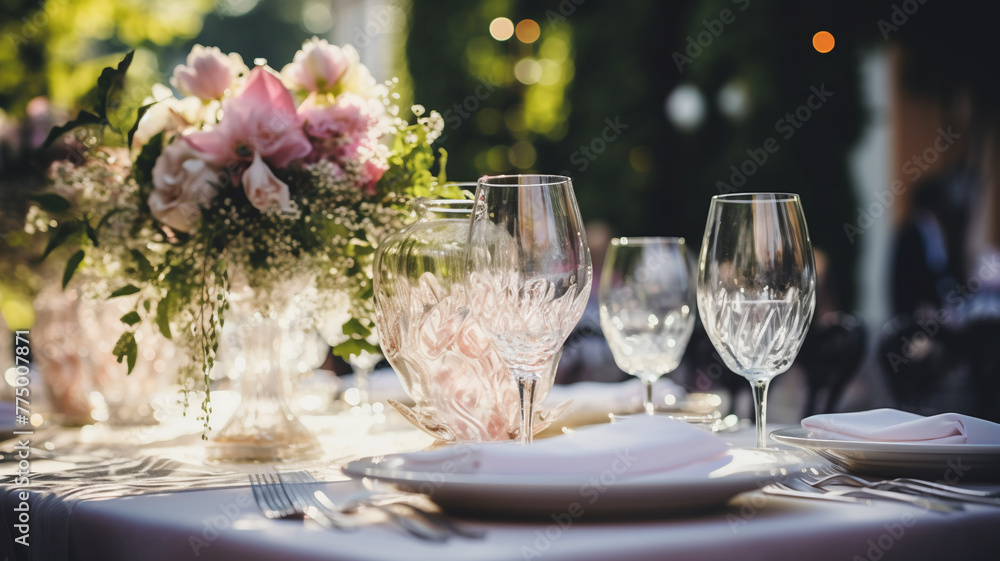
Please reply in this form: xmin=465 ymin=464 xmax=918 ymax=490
xmin=769 ymin=427 xmax=1000 ymax=479
xmin=344 ymin=448 xmax=802 ymax=517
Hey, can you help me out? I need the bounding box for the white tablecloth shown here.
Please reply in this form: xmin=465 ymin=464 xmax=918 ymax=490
xmin=50 ymin=476 xmax=1000 ymax=561
xmin=2 ymin=413 xmax=999 ymax=560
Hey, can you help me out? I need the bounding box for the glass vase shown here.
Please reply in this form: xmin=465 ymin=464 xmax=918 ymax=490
xmin=373 ymin=197 xmax=564 ymax=442
xmin=206 ymin=283 xmax=320 ymax=463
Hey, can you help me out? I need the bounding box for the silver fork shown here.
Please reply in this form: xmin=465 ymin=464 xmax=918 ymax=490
xmin=293 ymin=471 xmax=453 ymax=541
xmin=779 ymin=476 xmax=961 ymax=513
xmin=250 ymin=470 xmax=344 ymax=529
xmin=808 ymin=461 xmax=1000 ymax=498
xmin=277 ymin=471 xmax=351 ymax=529
xmin=804 ymin=464 xmax=1000 ymax=505
xmin=249 ymin=472 xmax=299 ymax=519
xmin=763 ymin=481 xmax=867 ymax=504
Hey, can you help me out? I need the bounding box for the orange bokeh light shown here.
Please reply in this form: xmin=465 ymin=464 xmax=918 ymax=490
xmin=813 ymin=31 xmax=835 ymax=53
xmin=515 ymin=19 xmax=541 ymax=43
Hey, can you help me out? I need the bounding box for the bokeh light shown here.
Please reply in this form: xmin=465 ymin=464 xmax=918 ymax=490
xmin=717 ymin=80 xmax=750 ymax=120
xmin=665 ymin=84 xmax=706 ymax=131
xmin=216 ymin=0 xmax=260 ymax=17
xmin=813 ymin=31 xmax=835 ymax=53
xmin=487 ymin=145 xmax=509 ymax=171
xmin=514 ymin=58 xmax=543 ymax=85
xmin=629 ymin=146 xmax=654 ymax=173
xmin=508 ymin=141 xmax=537 ymax=168
xmin=489 ymin=17 xmax=514 ymax=41
xmin=301 ymin=1 xmax=333 ymax=34
xmin=515 ymin=19 xmax=541 ymax=43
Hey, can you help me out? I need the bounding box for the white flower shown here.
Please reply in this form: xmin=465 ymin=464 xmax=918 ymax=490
xmin=336 ymin=45 xmax=377 ymax=98
xmin=132 ymin=95 xmax=208 ymax=149
xmin=242 ymin=152 xmax=292 ymax=212
xmin=149 ymin=140 xmax=221 ymax=233
xmin=281 ymin=37 xmax=351 ymax=93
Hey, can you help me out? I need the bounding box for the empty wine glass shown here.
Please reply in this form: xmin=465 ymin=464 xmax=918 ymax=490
xmin=697 ymin=193 xmax=816 ymax=449
xmin=465 ymin=175 xmax=592 ymax=445
xmin=348 ymin=347 xmax=382 ymax=408
xmin=599 ymin=237 xmax=696 ymax=415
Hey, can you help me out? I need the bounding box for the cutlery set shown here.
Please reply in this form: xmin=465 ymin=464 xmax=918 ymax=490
xmin=763 ymin=463 xmax=1000 ymax=511
xmin=248 ymin=469 xmax=484 ymax=542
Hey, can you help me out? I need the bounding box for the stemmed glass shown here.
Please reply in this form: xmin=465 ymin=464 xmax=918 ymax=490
xmin=465 ymin=175 xmax=592 ymax=445
xmin=599 ymin=237 xmax=696 ymax=415
xmin=697 ymin=193 xmax=816 ymax=448
xmin=348 ymin=347 xmax=382 ymax=408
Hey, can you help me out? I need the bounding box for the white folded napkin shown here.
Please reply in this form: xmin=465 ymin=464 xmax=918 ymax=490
xmin=802 ymin=408 xmax=1000 ymax=444
xmin=394 ymin=415 xmax=730 ymax=476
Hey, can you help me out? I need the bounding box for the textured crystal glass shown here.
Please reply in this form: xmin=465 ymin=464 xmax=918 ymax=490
xmin=465 ymin=175 xmax=592 ymax=445
xmin=599 ymin=237 xmax=696 ymax=415
xmin=697 ymin=193 xmax=816 ymax=448
xmin=373 ymin=197 xmax=559 ymax=441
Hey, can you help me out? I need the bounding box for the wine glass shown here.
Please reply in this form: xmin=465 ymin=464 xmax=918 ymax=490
xmin=465 ymin=175 xmax=592 ymax=445
xmin=348 ymin=347 xmax=382 ymax=408
xmin=599 ymin=237 xmax=696 ymax=415
xmin=697 ymin=193 xmax=816 ymax=449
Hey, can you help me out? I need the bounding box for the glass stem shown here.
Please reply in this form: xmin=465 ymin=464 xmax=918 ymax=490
xmin=643 ymin=378 xmax=655 ymax=415
xmin=751 ymin=378 xmax=771 ymax=449
xmin=515 ymin=374 xmax=538 ymax=445
xmin=356 ymin=366 xmax=371 ymax=406
xmin=243 ymin=312 xmax=287 ymax=408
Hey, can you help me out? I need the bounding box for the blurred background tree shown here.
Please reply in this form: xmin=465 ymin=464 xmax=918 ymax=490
xmin=4 ymin=0 xmax=978 ymax=326
xmin=408 ymin=0 xmax=887 ymax=309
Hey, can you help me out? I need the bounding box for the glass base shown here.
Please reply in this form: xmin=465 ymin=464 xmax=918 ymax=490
xmin=205 ymin=399 xmax=320 ymax=463
xmin=206 ymin=420 xmax=320 ymax=463
xmin=610 ymin=410 xmax=723 ymax=431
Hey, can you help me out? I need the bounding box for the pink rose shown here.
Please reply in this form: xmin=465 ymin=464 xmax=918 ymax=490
xmin=170 ymin=45 xmax=245 ymax=101
xmin=149 ymin=141 xmax=221 ymax=233
xmin=281 ymin=37 xmax=350 ymax=93
xmin=242 ymin=152 xmax=291 ymax=212
xmin=359 ymin=157 xmax=388 ymax=195
xmin=185 ymin=67 xmax=312 ymax=176
xmin=298 ymin=92 xmax=375 ymax=140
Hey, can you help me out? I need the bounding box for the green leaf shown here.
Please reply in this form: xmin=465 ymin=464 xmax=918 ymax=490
xmin=109 ymin=284 xmax=141 ymax=298
xmin=350 ymin=242 xmax=375 ymax=257
xmin=96 ymin=208 xmax=124 ymax=233
xmin=41 ymin=110 xmax=104 ymax=150
xmin=156 ymin=293 xmax=173 ymax=339
xmin=342 ymin=317 xmax=372 ymax=338
xmin=84 ymin=217 xmax=99 ymax=247
xmin=39 ymin=221 xmax=80 ymax=261
xmin=359 ymin=282 xmax=374 ymax=301
xmin=112 ymin=331 xmax=138 ymax=374
xmin=436 ymin=147 xmax=448 ymax=186
xmin=130 ymin=249 xmax=155 ymax=280
xmin=94 ymin=51 xmax=135 ymax=128
xmin=120 ymin=311 xmax=141 ymax=326
xmin=131 ymin=132 xmax=163 ymax=187
xmin=30 ymin=193 xmax=71 ymax=213
xmin=62 ymin=249 xmax=85 ymax=289
xmin=331 ymin=338 xmax=381 ymax=360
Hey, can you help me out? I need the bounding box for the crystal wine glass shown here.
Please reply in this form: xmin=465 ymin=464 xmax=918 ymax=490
xmin=465 ymin=175 xmax=592 ymax=445
xmin=697 ymin=193 xmax=816 ymax=448
xmin=599 ymin=237 xmax=696 ymax=415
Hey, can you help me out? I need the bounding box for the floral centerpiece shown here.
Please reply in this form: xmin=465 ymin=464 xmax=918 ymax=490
xmin=33 ymin=39 xmax=458 ymax=450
